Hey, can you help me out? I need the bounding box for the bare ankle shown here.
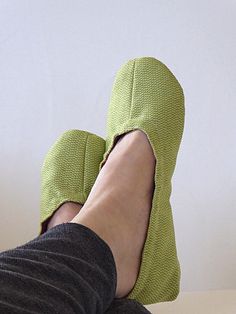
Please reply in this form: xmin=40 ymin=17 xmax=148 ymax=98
xmin=47 ymin=202 xmax=82 ymax=230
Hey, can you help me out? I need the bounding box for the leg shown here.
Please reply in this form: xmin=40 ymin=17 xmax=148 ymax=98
xmin=43 ymin=201 xmax=150 ymax=313
xmin=44 ymin=129 xmax=154 ymax=299
xmin=43 ymin=130 xmax=154 ymax=304
xmin=0 ymin=130 xmax=152 ymax=313
xmin=71 ymin=130 xmax=155 ymax=298
xmin=39 ymin=130 xmax=150 ymax=313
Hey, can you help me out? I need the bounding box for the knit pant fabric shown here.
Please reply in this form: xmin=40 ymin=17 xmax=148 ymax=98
xmin=0 ymin=223 xmax=150 ymax=314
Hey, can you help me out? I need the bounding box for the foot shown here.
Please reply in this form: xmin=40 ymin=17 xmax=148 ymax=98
xmin=46 ymin=202 xmax=82 ymax=230
xmin=71 ymin=130 xmax=156 ymax=298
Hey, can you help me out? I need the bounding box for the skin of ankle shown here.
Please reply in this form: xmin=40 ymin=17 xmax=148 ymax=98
xmin=47 ymin=202 xmax=82 ymax=230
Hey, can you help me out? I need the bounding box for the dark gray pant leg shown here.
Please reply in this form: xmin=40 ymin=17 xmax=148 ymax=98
xmin=0 ymin=222 xmax=151 ymax=314
xmin=106 ymin=298 xmax=151 ymax=313
xmin=0 ymin=223 xmax=116 ymax=314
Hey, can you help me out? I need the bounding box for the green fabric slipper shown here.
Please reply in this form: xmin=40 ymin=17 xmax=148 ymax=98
xmin=39 ymin=130 xmax=105 ymax=235
xmin=100 ymin=57 xmax=185 ymax=305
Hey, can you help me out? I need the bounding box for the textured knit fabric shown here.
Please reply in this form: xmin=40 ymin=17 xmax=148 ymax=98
xmin=0 ymin=223 xmax=116 ymax=314
xmin=40 ymin=130 xmax=105 ymax=234
xmin=101 ymin=57 xmax=185 ymax=304
xmin=105 ymin=298 xmax=150 ymax=313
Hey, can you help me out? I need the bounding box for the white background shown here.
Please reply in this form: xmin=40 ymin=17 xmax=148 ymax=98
xmin=0 ymin=0 xmax=235 ymax=293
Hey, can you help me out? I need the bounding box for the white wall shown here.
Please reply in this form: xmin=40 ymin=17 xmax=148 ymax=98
xmin=0 ymin=0 xmax=235 ymax=292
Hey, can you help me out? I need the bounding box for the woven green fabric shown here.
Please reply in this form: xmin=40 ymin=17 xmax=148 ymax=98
xmin=100 ymin=57 xmax=185 ymax=305
xmin=40 ymin=130 xmax=105 ymax=234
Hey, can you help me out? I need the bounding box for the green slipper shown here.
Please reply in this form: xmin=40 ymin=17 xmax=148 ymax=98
xmin=39 ymin=130 xmax=105 ymax=235
xmin=100 ymin=57 xmax=185 ymax=304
